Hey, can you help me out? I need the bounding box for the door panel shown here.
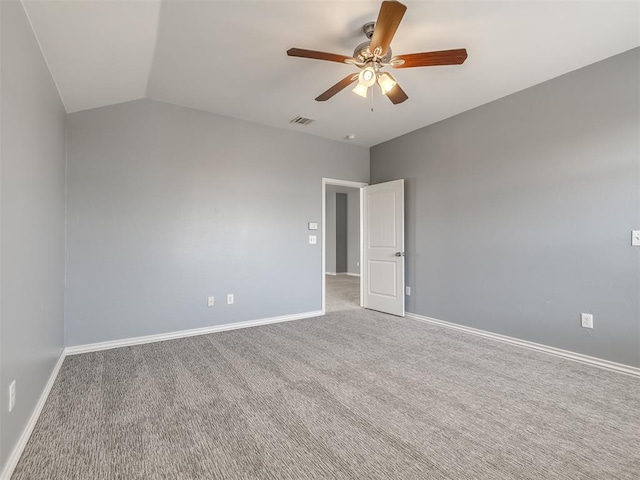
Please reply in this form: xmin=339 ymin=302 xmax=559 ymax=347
xmin=363 ymin=179 xmax=404 ymax=316
xmin=368 ymin=190 xmax=396 ymax=247
xmin=368 ymin=261 xmax=397 ymax=297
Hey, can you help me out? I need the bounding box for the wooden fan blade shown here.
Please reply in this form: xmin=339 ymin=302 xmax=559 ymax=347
xmin=392 ymin=49 xmax=468 ymax=68
xmin=315 ymin=74 xmax=359 ymax=102
xmin=385 ymin=80 xmax=408 ymax=105
xmin=287 ymin=48 xmax=353 ymax=64
xmin=369 ymin=1 xmax=407 ymax=57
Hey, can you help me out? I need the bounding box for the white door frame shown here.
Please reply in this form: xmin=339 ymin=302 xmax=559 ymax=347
xmin=322 ymin=178 xmax=368 ymax=314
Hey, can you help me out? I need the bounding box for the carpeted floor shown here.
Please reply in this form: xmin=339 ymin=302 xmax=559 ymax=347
xmin=326 ymin=274 xmax=360 ymax=312
xmin=12 ymin=309 xmax=640 ymax=479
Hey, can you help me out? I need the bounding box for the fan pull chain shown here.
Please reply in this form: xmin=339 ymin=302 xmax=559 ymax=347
xmin=370 ymin=87 xmax=374 ymax=112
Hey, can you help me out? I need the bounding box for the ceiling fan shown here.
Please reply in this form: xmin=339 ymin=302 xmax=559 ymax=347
xmin=287 ymin=0 xmax=468 ymax=105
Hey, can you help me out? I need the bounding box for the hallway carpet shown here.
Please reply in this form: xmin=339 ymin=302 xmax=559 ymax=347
xmin=12 ymin=309 xmax=640 ymax=479
xmin=325 ymin=273 xmax=360 ymax=312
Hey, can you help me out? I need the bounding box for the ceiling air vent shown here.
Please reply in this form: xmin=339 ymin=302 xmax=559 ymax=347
xmin=290 ymin=116 xmax=315 ymax=126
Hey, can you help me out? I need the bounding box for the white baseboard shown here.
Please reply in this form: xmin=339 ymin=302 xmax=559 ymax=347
xmin=1 ymin=350 xmax=66 ymax=480
xmin=343 ymin=272 xmax=360 ymax=277
xmin=406 ymin=312 xmax=640 ymax=378
xmin=65 ymin=310 xmax=324 ymax=356
xmin=325 ymin=272 xmax=336 ymax=276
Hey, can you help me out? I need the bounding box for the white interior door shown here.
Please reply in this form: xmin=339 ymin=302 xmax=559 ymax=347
xmin=362 ymin=179 xmax=405 ymax=316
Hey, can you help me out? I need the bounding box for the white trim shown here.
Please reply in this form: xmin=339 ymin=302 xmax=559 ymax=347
xmin=359 ymin=187 xmax=364 ymax=307
xmin=406 ymin=313 xmax=640 ymax=378
xmin=65 ymin=310 xmax=323 ymax=356
xmin=325 ymin=272 xmax=337 ymax=276
xmin=323 ymin=178 xmax=368 ymax=189
xmin=321 ymin=178 xmax=367 ymax=314
xmin=1 ymin=351 xmax=66 ymax=480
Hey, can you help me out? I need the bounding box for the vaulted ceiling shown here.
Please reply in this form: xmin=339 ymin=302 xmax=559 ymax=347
xmin=23 ymin=1 xmax=640 ymax=147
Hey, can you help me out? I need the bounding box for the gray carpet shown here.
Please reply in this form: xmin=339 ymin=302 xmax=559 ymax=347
xmin=12 ymin=310 xmax=640 ymax=479
xmin=326 ymin=274 xmax=360 ymax=312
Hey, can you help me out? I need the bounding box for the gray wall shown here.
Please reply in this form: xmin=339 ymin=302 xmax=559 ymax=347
xmin=371 ymin=48 xmax=640 ymax=367
xmin=325 ymin=191 xmax=336 ymax=274
xmin=347 ymin=191 xmax=360 ymax=275
xmin=66 ymin=99 xmax=369 ymax=346
xmin=326 ymin=187 xmax=360 ymax=275
xmin=335 ymin=193 xmax=348 ymax=273
xmin=0 ymin=0 xmax=66 ymax=472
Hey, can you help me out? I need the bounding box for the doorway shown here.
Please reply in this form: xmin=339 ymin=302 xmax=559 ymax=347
xmin=322 ymin=178 xmax=367 ymax=313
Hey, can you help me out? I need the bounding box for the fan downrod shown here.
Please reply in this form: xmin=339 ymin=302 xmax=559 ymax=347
xmin=363 ymin=22 xmax=376 ymax=39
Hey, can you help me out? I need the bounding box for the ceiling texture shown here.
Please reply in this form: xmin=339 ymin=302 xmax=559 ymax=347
xmin=23 ymin=0 xmax=640 ymax=147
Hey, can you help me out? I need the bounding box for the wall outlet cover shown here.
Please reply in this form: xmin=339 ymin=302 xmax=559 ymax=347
xmin=308 ymin=235 xmax=317 ymax=245
xmin=632 ymin=230 xmax=640 ymax=246
xmin=207 ymin=296 xmax=215 ymax=307
xmin=227 ymin=293 xmax=234 ymax=305
xmin=405 ymin=286 xmax=411 ymax=296
xmin=581 ymin=313 xmax=594 ymax=329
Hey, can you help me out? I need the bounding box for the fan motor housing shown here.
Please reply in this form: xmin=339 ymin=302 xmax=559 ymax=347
xmin=353 ymin=41 xmax=392 ymax=64
xmin=354 ymin=22 xmax=393 ymax=63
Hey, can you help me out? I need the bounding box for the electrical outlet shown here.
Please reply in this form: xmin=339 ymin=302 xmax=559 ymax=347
xmin=632 ymin=230 xmax=640 ymax=246
xmin=356 ymin=261 xmax=360 ymax=267
xmin=207 ymin=296 xmax=215 ymax=307
xmin=9 ymin=380 xmax=16 ymax=412
xmin=581 ymin=313 xmax=594 ymax=329
xmin=308 ymin=235 xmax=317 ymax=245
xmin=405 ymin=286 xmax=411 ymax=296
xmin=227 ymin=293 xmax=234 ymax=305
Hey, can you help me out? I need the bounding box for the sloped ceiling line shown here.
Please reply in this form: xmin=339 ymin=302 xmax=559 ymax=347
xmin=21 ymin=1 xmax=640 ymax=147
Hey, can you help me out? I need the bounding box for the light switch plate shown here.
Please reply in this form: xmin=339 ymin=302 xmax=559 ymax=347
xmin=9 ymin=380 xmax=16 ymax=412
xmin=308 ymin=222 xmax=318 ymax=230
xmin=632 ymin=230 xmax=640 ymax=246
xmin=309 ymin=235 xmax=317 ymax=244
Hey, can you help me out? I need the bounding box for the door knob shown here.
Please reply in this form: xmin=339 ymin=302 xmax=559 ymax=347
xmin=395 ymin=252 xmax=405 ymax=257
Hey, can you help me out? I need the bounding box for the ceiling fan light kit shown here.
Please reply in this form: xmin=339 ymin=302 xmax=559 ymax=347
xmin=287 ymin=0 xmax=468 ymax=106
xmin=377 ymin=72 xmax=397 ymax=95
xmin=352 ymin=83 xmax=369 ymax=98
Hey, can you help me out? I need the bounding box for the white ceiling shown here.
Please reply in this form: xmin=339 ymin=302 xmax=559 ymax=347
xmin=23 ymin=1 xmax=640 ymax=147
xmin=23 ymin=0 xmax=160 ymax=113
